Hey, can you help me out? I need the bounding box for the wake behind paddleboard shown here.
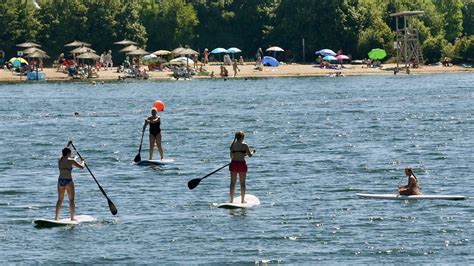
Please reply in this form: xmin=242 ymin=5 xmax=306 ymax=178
xmin=217 ymin=194 xmax=260 ymax=209
xmin=135 ymin=158 xmax=175 ymax=166
xmin=356 ymin=193 xmax=466 ymax=200
xmin=33 ymin=215 xmax=96 ymax=228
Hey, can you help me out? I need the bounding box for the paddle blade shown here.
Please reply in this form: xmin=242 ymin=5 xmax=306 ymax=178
xmin=187 ymin=178 xmax=202 ymax=190
xmin=134 ymin=153 xmax=141 ymax=163
xmin=108 ymin=198 xmax=118 ymax=215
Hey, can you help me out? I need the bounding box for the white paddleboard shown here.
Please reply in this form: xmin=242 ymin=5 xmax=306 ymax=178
xmin=135 ymin=158 xmax=175 ymax=166
xmin=357 ymin=193 xmax=466 ymax=200
xmin=34 ymin=215 xmax=96 ymax=227
xmin=217 ymin=194 xmax=260 ymax=209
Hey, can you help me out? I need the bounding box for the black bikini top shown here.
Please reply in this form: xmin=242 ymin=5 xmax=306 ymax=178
xmin=230 ymin=144 xmax=246 ymax=153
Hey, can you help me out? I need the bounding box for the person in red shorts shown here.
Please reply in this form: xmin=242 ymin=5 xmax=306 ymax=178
xmin=229 ymin=131 xmax=256 ymax=203
xmin=399 ymin=166 xmax=422 ymax=195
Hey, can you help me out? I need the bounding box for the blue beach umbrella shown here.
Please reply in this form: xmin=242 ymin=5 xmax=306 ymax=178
xmin=316 ymin=49 xmax=336 ymax=56
xmin=227 ymin=47 xmax=242 ymax=60
xmin=227 ymin=47 xmax=241 ymax=54
xmin=211 ymin=48 xmax=229 ymax=54
xmin=323 ymin=55 xmax=337 ymax=61
xmin=211 ymin=47 xmax=229 ymax=62
xmin=262 ymin=56 xmax=279 ymax=67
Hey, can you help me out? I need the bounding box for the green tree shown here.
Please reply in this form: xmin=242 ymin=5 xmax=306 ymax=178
xmin=192 ymin=0 xmax=274 ymax=58
xmin=462 ymin=0 xmax=474 ymax=36
xmin=434 ymin=0 xmax=464 ymax=42
xmin=115 ymin=1 xmax=148 ymax=48
xmin=0 ymin=0 xmax=40 ymax=58
xmin=357 ymin=18 xmax=394 ymax=58
xmin=84 ymin=0 xmax=121 ymax=54
xmin=142 ymin=0 xmax=198 ymax=50
xmin=37 ymin=0 xmax=88 ymax=58
xmin=453 ymin=35 xmax=474 ymax=62
xmin=422 ymin=34 xmax=447 ymax=63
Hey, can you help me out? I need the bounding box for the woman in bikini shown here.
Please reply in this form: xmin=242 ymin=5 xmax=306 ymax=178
xmin=399 ymin=166 xmax=421 ymax=195
xmin=144 ymin=108 xmax=164 ymax=160
xmin=56 ymin=145 xmax=85 ymax=221
xmin=229 ymin=131 xmax=256 ymax=203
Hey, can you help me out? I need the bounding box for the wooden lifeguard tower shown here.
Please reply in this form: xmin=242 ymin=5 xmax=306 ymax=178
xmin=390 ymin=11 xmax=424 ymax=71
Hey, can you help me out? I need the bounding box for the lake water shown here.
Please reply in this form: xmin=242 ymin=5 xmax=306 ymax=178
xmin=0 ymin=74 xmax=472 ymax=264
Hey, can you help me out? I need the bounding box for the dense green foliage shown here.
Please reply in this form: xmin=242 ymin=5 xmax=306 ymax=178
xmin=0 ymin=0 xmax=472 ymax=63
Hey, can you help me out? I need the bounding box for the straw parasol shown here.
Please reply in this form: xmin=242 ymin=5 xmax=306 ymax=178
xmin=126 ymin=48 xmax=149 ymax=56
xmin=153 ymin=50 xmax=171 ymax=56
xmin=70 ymin=46 xmax=96 ymax=54
xmin=114 ymin=39 xmax=138 ymax=45
xmin=176 ymin=48 xmax=198 ymax=56
xmin=120 ymin=45 xmax=138 ymax=53
xmin=17 ymin=42 xmax=41 ymax=48
xmin=171 ymin=47 xmax=185 ymax=55
xmin=26 ymin=51 xmax=50 ymax=58
xmin=76 ymin=52 xmax=100 ymax=59
xmin=23 ymin=47 xmax=47 ymax=55
xmin=65 ymin=40 xmax=91 ymax=47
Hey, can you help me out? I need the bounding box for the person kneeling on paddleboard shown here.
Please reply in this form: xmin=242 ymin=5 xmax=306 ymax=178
xmin=56 ymin=143 xmax=85 ymax=221
xmin=399 ymin=167 xmax=421 ymax=195
xmin=229 ymin=131 xmax=256 ymax=204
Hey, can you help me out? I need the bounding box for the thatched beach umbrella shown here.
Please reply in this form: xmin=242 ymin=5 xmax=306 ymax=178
xmin=76 ymin=52 xmax=100 ymax=59
xmin=26 ymin=51 xmax=50 ymax=59
xmin=177 ymin=48 xmax=198 ymax=56
xmin=17 ymin=41 xmax=41 ymax=48
xmin=70 ymin=46 xmax=96 ymax=54
xmin=153 ymin=50 xmax=171 ymax=56
xmin=120 ymin=45 xmax=138 ymax=53
xmin=171 ymin=47 xmax=185 ymax=55
xmin=65 ymin=40 xmax=91 ymax=47
xmin=127 ymin=48 xmax=149 ymax=56
xmin=23 ymin=47 xmax=47 ymax=55
xmin=114 ymin=39 xmax=138 ymax=45
xmin=126 ymin=48 xmax=149 ymax=67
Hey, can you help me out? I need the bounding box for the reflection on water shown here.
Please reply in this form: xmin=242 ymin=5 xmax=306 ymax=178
xmin=0 ymin=74 xmax=473 ymax=263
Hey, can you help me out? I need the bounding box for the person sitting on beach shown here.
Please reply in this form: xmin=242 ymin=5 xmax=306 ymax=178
xmin=239 ymin=56 xmax=244 ymax=65
xmin=220 ymin=65 xmax=228 ymax=77
xmin=399 ymin=167 xmax=421 ymax=195
xmin=56 ymin=53 xmax=65 ymax=72
xmin=443 ymin=57 xmax=451 ymax=67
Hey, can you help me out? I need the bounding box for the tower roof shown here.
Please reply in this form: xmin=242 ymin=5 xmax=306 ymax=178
xmin=390 ymin=11 xmax=424 ymax=17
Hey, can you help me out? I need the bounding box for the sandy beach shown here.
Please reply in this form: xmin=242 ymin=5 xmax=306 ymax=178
xmin=0 ymin=63 xmax=472 ymax=83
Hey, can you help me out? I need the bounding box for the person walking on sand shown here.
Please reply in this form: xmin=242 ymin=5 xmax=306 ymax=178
xmin=56 ymin=144 xmax=85 ymax=221
xmin=203 ymin=48 xmax=209 ymax=65
xmin=232 ymin=59 xmax=240 ymax=77
xmin=229 ymin=131 xmax=256 ymax=203
xmin=106 ymin=50 xmax=113 ymax=69
xmin=100 ymin=52 xmax=105 ymax=70
xmin=143 ymin=108 xmax=164 ymax=160
xmin=399 ymin=166 xmax=421 ymax=195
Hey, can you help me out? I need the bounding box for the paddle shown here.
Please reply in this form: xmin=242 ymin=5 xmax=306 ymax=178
xmin=187 ymin=150 xmax=256 ymax=190
xmin=68 ymin=141 xmax=118 ymax=215
xmin=134 ymin=125 xmax=146 ymax=163
xmin=187 ymin=163 xmax=231 ymax=190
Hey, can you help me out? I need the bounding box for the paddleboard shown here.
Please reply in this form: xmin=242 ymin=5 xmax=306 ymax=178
xmin=33 ymin=215 xmax=96 ymax=227
xmin=217 ymin=194 xmax=260 ymax=209
xmin=135 ymin=158 xmax=175 ymax=166
xmin=356 ymin=193 xmax=466 ymax=200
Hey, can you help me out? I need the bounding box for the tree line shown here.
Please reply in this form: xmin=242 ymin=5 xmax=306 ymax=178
xmin=0 ymin=0 xmax=472 ymax=64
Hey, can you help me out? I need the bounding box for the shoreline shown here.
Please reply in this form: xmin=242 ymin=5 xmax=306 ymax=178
xmin=0 ymin=63 xmax=472 ymax=83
